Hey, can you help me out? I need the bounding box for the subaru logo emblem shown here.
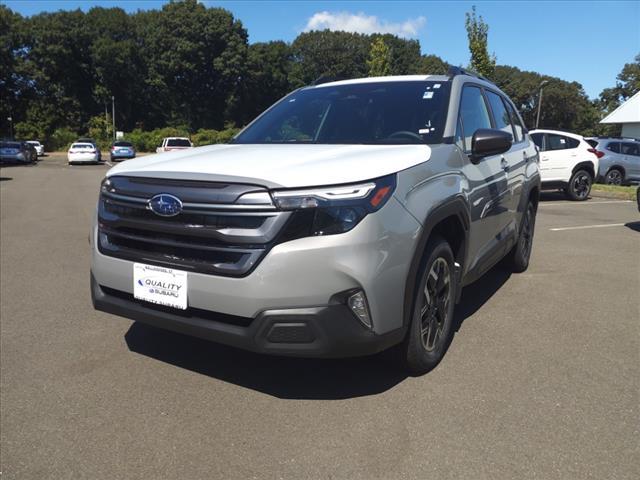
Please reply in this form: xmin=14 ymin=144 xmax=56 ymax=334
xmin=148 ymin=193 xmax=183 ymax=217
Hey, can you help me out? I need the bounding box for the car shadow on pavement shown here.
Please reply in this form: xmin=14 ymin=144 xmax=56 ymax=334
xmin=0 ymin=176 xmax=12 ymax=181
xmin=625 ymin=221 xmax=640 ymax=233
xmin=124 ymin=265 xmax=512 ymax=400
xmin=453 ymin=266 xmax=511 ymax=332
xmin=538 ymin=191 xmax=591 ymax=202
xmin=125 ymin=322 xmax=408 ymax=400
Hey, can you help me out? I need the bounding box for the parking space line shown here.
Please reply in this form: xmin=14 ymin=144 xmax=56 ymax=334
xmin=550 ymin=223 xmax=626 ymax=231
xmin=105 ymin=161 xmax=114 ymax=167
xmin=539 ymin=200 xmax=632 ymax=207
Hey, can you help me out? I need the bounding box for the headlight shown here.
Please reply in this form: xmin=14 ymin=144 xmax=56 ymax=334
xmin=100 ymin=177 xmax=114 ymax=194
xmin=273 ymin=174 xmax=396 ymax=237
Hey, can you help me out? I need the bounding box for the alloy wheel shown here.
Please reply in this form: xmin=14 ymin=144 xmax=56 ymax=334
xmin=572 ymin=173 xmax=591 ymax=199
xmin=419 ymin=258 xmax=451 ymax=352
xmin=606 ymin=170 xmax=622 ymax=185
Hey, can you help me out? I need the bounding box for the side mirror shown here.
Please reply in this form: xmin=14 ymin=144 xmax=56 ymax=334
xmin=470 ymin=129 xmax=512 ymax=164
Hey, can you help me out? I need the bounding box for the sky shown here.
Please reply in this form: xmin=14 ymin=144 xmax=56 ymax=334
xmin=5 ymin=0 xmax=640 ymax=99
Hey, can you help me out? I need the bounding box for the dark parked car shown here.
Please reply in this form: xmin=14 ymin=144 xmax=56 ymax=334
xmin=109 ymin=141 xmax=136 ymax=161
xmin=0 ymin=141 xmax=36 ymax=164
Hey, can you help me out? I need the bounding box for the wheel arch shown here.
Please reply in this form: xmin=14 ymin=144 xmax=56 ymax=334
xmin=572 ymin=161 xmax=596 ymax=178
xmin=402 ymin=198 xmax=470 ymax=329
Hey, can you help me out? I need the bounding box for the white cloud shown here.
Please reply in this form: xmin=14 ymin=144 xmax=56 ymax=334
xmin=303 ymin=11 xmax=426 ymax=39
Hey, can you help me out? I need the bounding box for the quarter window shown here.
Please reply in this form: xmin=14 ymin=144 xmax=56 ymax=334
xmin=486 ymin=91 xmax=514 ymax=140
xmin=457 ymin=86 xmax=492 ymax=152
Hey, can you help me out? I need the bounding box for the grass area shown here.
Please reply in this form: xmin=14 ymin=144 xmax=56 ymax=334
xmin=591 ymin=183 xmax=638 ymax=200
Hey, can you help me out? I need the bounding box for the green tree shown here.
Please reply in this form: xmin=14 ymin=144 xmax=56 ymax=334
xmin=416 ymin=54 xmax=450 ymax=75
xmin=367 ymin=37 xmax=391 ymax=77
xmin=493 ymin=65 xmax=599 ymax=134
xmin=465 ymin=6 xmax=496 ymax=78
xmin=372 ymin=34 xmax=421 ymax=75
xmin=238 ymin=41 xmax=292 ymax=124
xmin=290 ymin=30 xmax=370 ymax=86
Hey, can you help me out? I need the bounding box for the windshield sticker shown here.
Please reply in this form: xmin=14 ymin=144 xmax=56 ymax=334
xmin=433 ymin=84 xmax=441 ymax=89
xmin=423 ymin=91 xmax=434 ymax=99
xmin=418 ymin=128 xmax=430 ymax=134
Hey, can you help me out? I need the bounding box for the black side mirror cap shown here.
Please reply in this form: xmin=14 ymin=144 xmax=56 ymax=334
xmin=470 ymin=128 xmax=513 ymax=164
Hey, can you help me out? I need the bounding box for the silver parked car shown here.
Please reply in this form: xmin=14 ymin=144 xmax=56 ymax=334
xmin=91 ymin=68 xmax=541 ymax=374
xmin=588 ymin=137 xmax=640 ymax=185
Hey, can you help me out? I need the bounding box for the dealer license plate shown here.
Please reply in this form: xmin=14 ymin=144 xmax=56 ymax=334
xmin=133 ymin=263 xmax=188 ymax=310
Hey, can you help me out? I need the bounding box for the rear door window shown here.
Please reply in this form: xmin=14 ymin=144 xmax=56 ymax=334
xmin=457 ymin=86 xmax=492 ymax=152
xmin=606 ymin=142 xmax=621 ymax=153
xmin=621 ymin=143 xmax=639 ymax=156
xmin=504 ymin=101 xmax=524 ymax=142
xmin=546 ymin=134 xmax=567 ymax=151
xmin=486 ymin=91 xmax=515 ymax=140
xmin=565 ymin=137 xmax=579 ymax=149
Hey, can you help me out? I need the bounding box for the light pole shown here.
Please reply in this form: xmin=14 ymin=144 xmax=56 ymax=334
xmin=535 ymin=80 xmax=549 ymax=129
xmin=7 ymin=116 xmax=13 ymax=139
xmin=111 ymin=95 xmax=116 ymax=141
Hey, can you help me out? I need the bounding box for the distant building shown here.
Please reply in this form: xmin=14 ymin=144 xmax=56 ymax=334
xmin=600 ymin=91 xmax=640 ymax=139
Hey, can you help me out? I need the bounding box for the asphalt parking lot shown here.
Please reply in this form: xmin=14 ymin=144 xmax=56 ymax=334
xmin=1 ymin=154 xmax=638 ymax=479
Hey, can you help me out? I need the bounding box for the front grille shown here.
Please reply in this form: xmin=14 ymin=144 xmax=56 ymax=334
xmin=98 ymin=176 xmax=290 ymax=276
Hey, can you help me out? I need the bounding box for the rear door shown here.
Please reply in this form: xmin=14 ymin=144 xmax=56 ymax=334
xmin=621 ymin=142 xmax=640 ymax=179
xmin=485 ymin=90 xmax=527 ymax=242
xmin=542 ymin=133 xmax=579 ymax=181
xmin=456 ymin=85 xmax=509 ymax=274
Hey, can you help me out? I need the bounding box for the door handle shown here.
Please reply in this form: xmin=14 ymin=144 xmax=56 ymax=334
xmin=501 ymin=158 xmax=510 ymax=172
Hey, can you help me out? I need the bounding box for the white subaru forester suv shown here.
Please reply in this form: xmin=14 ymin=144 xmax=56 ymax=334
xmin=530 ymin=129 xmax=600 ymax=200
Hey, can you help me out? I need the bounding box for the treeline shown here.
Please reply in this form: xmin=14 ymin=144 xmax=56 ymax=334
xmin=1 ymin=0 xmax=638 ymax=149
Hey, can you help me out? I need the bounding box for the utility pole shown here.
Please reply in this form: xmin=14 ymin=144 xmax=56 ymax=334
xmin=7 ymin=116 xmax=13 ymax=139
xmin=111 ymin=95 xmax=116 ymax=141
xmin=536 ymin=80 xmax=549 ymax=129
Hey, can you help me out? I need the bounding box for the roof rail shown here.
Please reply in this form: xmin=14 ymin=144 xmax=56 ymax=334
xmin=310 ymin=75 xmax=344 ymax=86
xmin=447 ymin=66 xmax=494 ymax=84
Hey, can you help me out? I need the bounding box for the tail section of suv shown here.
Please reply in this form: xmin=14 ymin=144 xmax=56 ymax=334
xmin=530 ymin=129 xmax=599 ymax=200
xmin=91 ymin=69 xmax=540 ymax=374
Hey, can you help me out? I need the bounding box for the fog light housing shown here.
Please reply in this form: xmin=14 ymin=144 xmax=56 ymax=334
xmin=347 ymin=290 xmax=372 ymax=329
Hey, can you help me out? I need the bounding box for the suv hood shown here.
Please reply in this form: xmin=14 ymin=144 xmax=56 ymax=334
xmin=106 ymin=143 xmax=431 ymax=188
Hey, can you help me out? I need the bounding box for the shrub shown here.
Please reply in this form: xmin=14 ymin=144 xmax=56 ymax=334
xmin=49 ymin=128 xmax=78 ymax=151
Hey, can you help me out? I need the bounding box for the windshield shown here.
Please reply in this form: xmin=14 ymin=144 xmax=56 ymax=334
xmin=114 ymin=141 xmax=132 ymax=147
xmin=234 ymin=81 xmax=451 ymax=145
xmin=71 ymin=143 xmax=93 ymax=149
xmin=1 ymin=142 xmax=20 ymax=149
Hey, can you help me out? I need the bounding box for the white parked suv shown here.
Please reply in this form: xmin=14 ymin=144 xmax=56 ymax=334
xmin=156 ymin=137 xmax=193 ymax=154
xmin=530 ymin=129 xmax=599 ymax=200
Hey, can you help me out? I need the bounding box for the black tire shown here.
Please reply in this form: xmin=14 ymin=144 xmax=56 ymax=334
xmin=399 ymin=235 xmax=457 ymax=376
xmin=503 ymin=201 xmax=536 ymax=273
xmin=565 ymin=169 xmax=592 ymax=201
xmin=605 ymin=168 xmax=624 ymax=186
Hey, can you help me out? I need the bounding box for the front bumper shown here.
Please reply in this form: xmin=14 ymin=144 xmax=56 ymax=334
xmin=91 ymin=274 xmax=404 ymax=357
